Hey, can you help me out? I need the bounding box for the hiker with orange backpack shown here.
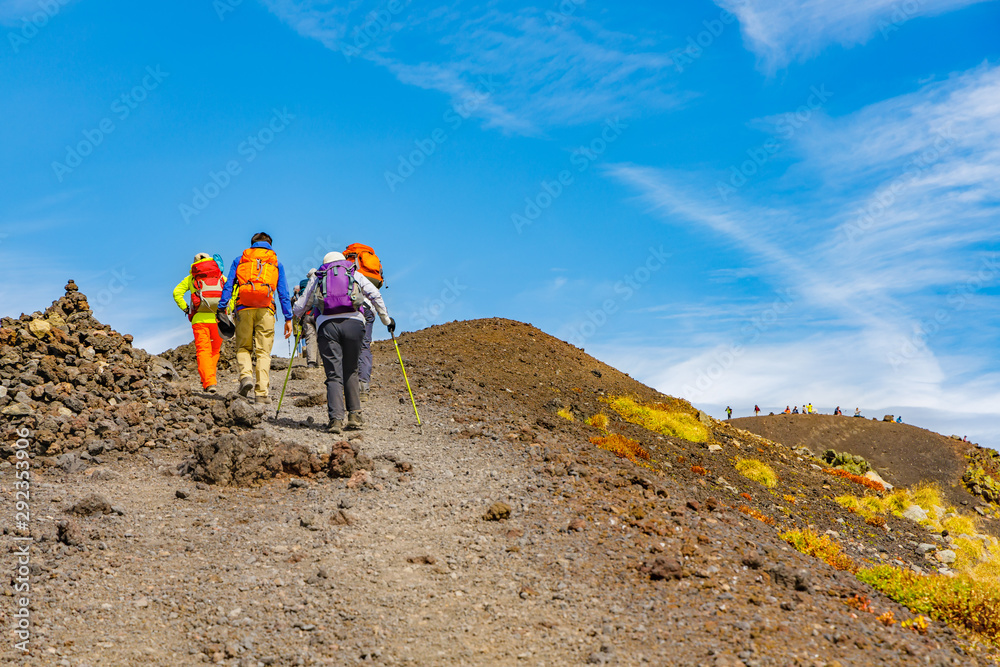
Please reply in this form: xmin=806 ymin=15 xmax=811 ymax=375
xmin=173 ymin=253 xmax=226 ymax=393
xmin=217 ymin=232 xmax=293 ymax=403
xmin=344 ymin=243 xmax=384 ymax=401
xmin=294 ymin=251 xmax=394 ymax=434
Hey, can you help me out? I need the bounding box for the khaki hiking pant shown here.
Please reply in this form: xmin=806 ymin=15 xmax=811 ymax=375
xmin=235 ymin=308 xmax=275 ymax=397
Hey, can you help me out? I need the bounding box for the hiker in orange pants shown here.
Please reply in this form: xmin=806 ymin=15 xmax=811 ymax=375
xmin=192 ymin=322 xmax=223 ymax=390
xmin=173 ymin=253 xmax=226 ymax=393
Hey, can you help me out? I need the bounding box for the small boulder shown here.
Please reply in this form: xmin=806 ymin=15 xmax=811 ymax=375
xmin=483 ymin=501 xmax=511 ymax=522
xmin=936 ymin=549 xmax=957 ymax=564
xmin=902 ymin=505 xmax=929 ymax=523
xmin=67 ymin=493 xmax=113 ymax=516
xmin=645 ymin=557 xmax=684 ymax=581
xmin=57 ymin=520 xmax=84 ymax=546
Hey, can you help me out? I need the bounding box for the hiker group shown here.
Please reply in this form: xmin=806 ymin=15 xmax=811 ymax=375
xmin=173 ymin=233 xmax=394 ymax=434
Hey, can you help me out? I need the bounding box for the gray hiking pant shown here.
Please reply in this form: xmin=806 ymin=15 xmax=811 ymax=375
xmin=301 ymin=312 xmax=319 ymax=366
xmin=359 ymin=306 xmax=375 ymax=387
xmin=318 ymin=318 xmax=365 ymax=422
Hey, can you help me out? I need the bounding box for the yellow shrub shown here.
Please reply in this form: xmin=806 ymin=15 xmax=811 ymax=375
xmin=556 ymin=408 xmax=574 ymax=422
xmin=585 ymin=413 xmax=609 ymax=431
xmin=860 ymin=495 xmax=885 ymax=516
xmin=735 ymin=459 xmax=778 ymax=488
xmin=883 ymin=489 xmax=911 ymax=515
xmin=835 ymin=495 xmax=864 ymax=514
xmin=953 ymin=537 xmax=985 ymax=569
xmin=858 ymin=566 xmax=1000 ymax=645
xmin=781 ymin=529 xmax=858 ymax=573
xmin=910 ymin=484 xmax=944 ymax=515
xmin=942 ymin=513 xmax=978 ymax=538
xmin=603 ymin=396 xmax=708 ymax=443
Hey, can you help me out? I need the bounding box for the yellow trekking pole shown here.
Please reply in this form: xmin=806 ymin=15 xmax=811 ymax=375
xmin=275 ymin=326 xmax=303 ymax=420
xmin=391 ymin=330 xmax=420 ymax=426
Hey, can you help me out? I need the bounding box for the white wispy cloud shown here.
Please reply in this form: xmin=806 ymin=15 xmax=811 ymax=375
xmin=262 ymin=0 xmax=682 ymax=134
xmin=605 ymin=62 xmax=1000 ymax=444
xmin=715 ymin=0 xmax=992 ymax=70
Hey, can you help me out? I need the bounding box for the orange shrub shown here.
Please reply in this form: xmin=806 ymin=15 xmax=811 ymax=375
xmin=878 ymin=610 xmax=896 ymax=626
xmin=823 ymin=468 xmax=885 ymax=492
xmin=590 ymin=434 xmax=650 ymax=463
xmin=691 ymin=465 xmax=707 ymax=476
xmin=846 ymin=595 xmax=874 ymax=613
xmin=737 ymin=505 xmax=775 ymax=526
xmin=740 ymin=492 xmax=752 ymax=501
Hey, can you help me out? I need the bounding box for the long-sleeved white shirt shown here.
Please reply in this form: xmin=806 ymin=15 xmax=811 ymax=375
xmin=293 ymin=268 xmax=391 ymax=329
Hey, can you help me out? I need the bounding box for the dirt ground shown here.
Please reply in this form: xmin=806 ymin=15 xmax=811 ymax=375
xmin=2 ymin=317 xmax=996 ymax=665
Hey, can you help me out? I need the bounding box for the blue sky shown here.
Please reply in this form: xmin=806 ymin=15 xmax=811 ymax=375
xmin=2 ymin=0 xmax=999 ymax=445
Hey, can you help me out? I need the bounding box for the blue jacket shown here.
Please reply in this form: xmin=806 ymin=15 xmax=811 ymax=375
xmin=218 ymin=241 xmax=293 ymax=321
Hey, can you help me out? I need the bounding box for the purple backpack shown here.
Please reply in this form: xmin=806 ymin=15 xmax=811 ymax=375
xmin=316 ymin=260 xmax=364 ymax=315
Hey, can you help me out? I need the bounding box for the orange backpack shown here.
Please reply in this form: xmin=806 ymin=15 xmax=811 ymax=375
xmin=344 ymin=243 xmax=384 ymax=288
xmin=235 ymin=247 xmax=280 ymax=309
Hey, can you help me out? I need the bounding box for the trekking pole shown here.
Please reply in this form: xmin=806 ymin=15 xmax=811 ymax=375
xmin=391 ymin=331 xmax=421 ymax=426
xmin=275 ymin=327 xmax=303 ymax=420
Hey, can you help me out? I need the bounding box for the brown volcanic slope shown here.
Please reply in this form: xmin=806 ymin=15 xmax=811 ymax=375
xmin=731 ymin=414 xmax=978 ymax=507
xmin=9 ymin=310 xmax=998 ymax=665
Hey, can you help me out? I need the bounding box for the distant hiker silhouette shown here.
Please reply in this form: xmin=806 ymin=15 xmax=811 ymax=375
xmin=754 ymin=404 xmax=760 ymax=416
xmin=726 ymin=406 xmax=732 ymax=419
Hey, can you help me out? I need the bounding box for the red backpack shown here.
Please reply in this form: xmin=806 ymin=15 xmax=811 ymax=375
xmin=190 ymin=258 xmax=224 ymax=320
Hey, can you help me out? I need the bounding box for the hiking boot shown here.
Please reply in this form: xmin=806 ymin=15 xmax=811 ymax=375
xmin=205 ymin=385 xmax=218 ymax=394
xmin=327 ymin=418 xmax=345 ymax=434
xmin=238 ymin=377 xmax=254 ymax=398
xmin=345 ymin=411 xmax=364 ymax=431
xmin=256 ymin=396 xmax=272 ymax=405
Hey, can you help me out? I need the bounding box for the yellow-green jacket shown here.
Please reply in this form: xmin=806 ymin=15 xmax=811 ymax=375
xmin=173 ymin=260 xmax=226 ymax=325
